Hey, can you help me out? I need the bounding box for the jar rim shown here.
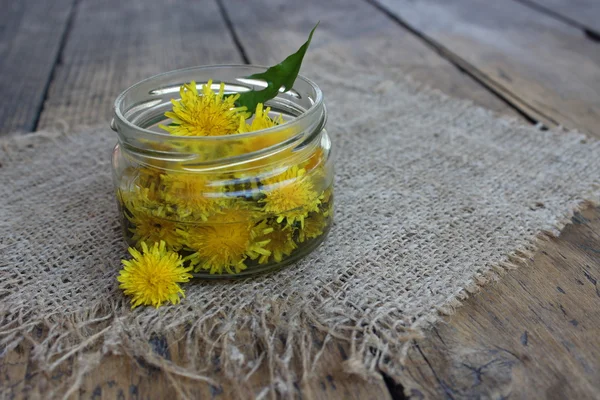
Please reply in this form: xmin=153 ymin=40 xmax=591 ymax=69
xmin=112 ymin=64 xmax=324 ymax=142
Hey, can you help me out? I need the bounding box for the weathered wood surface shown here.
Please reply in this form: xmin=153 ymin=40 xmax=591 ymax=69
xmin=400 ymin=204 xmax=600 ymax=399
xmin=35 ymin=0 xmax=243 ymax=132
xmin=219 ymin=0 xmax=519 ymax=119
xmin=0 ymin=0 xmax=74 ymax=134
xmin=518 ymin=0 xmax=600 ymax=34
xmin=374 ymin=0 xmax=600 ymax=137
xmin=2 ymin=0 xmax=600 ymax=398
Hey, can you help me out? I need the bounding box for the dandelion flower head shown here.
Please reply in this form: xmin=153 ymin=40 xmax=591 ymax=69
xmin=118 ymin=241 xmax=192 ymax=309
xmin=298 ymin=212 xmax=329 ymax=243
xmin=260 ymin=166 xmax=320 ymax=227
xmin=160 ymin=80 xmax=248 ymax=137
xmin=161 ymin=172 xmax=223 ymax=221
xmin=127 ymin=210 xmax=182 ymax=251
xmin=180 ymin=208 xmax=271 ymax=274
xmin=258 ymin=223 xmax=297 ymax=264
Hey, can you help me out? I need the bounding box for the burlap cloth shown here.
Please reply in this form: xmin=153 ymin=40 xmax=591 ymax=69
xmin=2 ymin=55 xmax=600 ymax=397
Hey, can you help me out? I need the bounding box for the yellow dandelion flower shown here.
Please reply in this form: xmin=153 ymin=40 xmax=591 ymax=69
xmin=298 ymin=212 xmax=330 ymax=243
xmin=319 ymin=187 xmax=334 ymax=216
xmin=180 ymin=208 xmax=271 ymax=274
xmin=260 ymin=166 xmax=321 ymax=227
xmin=120 ymin=168 xmax=165 ymax=214
xmin=118 ymin=241 xmax=192 ymax=309
xmin=233 ymin=103 xmax=296 ymax=164
xmin=258 ymin=223 xmax=297 ymax=264
xmin=321 ymin=187 xmax=333 ymax=205
xmin=160 ymin=80 xmax=248 ymax=137
xmin=161 ymin=172 xmax=223 ymax=221
xmin=127 ymin=210 xmax=182 ymax=251
xmin=238 ymin=103 xmax=284 ymax=133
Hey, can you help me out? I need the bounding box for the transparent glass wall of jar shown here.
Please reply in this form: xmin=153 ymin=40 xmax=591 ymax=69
xmin=111 ymin=66 xmax=333 ymax=278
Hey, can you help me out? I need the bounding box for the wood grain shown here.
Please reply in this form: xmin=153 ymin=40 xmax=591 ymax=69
xmin=3 ymin=0 xmax=600 ymax=398
xmin=517 ymin=0 xmax=600 ymax=34
xmin=399 ymin=205 xmax=600 ymax=399
xmin=374 ymin=0 xmax=600 ymax=137
xmin=219 ymin=0 xmax=519 ymax=119
xmin=0 ymin=0 xmax=74 ymax=134
xmin=35 ymin=0 xmax=243 ymax=132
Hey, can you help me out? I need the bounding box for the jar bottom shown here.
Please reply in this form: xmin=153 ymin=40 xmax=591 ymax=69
xmin=118 ymin=190 xmax=334 ymax=279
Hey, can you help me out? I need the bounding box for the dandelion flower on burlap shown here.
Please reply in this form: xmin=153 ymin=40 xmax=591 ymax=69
xmin=180 ymin=207 xmax=271 ymax=275
xmin=257 ymin=223 xmax=297 ymax=264
xmin=160 ymin=80 xmax=248 ymax=137
xmin=118 ymin=241 xmax=192 ymax=309
xmin=260 ymin=166 xmax=320 ymax=228
xmin=127 ymin=210 xmax=182 ymax=251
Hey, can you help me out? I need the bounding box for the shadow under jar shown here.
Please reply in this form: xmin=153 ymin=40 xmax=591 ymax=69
xmin=111 ymin=65 xmax=333 ymax=278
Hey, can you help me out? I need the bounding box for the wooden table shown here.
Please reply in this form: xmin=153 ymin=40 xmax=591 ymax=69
xmin=2 ymin=0 xmax=599 ymax=398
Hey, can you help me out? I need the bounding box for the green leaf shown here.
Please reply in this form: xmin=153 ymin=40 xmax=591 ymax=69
xmin=235 ymin=22 xmax=318 ymax=115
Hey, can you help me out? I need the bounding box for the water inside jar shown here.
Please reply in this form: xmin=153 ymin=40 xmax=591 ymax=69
xmin=116 ymin=147 xmax=333 ymax=277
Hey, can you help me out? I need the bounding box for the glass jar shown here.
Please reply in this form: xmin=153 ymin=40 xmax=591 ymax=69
xmin=111 ymin=65 xmax=333 ymax=278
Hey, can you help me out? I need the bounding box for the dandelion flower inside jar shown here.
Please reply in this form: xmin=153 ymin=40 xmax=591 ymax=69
xmin=111 ymin=64 xmax=333 ymax=278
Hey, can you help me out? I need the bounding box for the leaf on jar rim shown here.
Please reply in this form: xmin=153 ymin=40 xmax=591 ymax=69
xmin=234 ymin=22 xmax=319 ymax=116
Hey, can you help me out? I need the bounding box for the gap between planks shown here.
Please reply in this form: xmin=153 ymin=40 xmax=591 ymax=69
xmin=364 ymin=0 xmax=552 ymax=129
xmin=369 ymin=0 xmax=600 ymax=137
xmin=512 ymin=0 xmax=600 ymax=40
xmin=215 ymin=0 xmax=250 ymax=64
xmin=31 ymin=0 xmax=80 ymax=132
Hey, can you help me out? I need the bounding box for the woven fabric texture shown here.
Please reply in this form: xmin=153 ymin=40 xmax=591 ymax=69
xmin=2 ymin=56 xmax=600 ymax=397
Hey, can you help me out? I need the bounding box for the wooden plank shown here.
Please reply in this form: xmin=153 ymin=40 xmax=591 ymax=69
xmin=374 ymin=0 xmax=600 ymax=137
xmin=518 ymin=0 xmax=600 ymax=34
xmin=0 ymin=0 xmax=73 ymax=134
xmin=35 ymin=0 xmax=243 ymax=131
xmin=219 ymin=0 xmax=520 ymax=120
xmin=399 ymin=205 xmax=600 ymax=399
